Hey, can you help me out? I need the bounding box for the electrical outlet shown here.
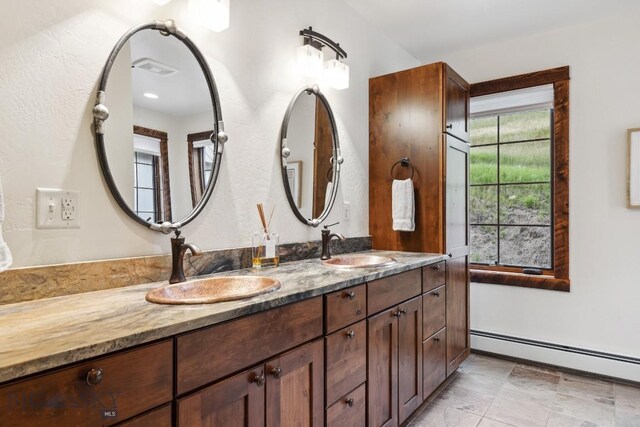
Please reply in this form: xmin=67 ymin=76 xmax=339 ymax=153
xmin=343 ymin=201 xmax=351 ymax=221
xmin=37 ymin=189 xmax=80 ymax=229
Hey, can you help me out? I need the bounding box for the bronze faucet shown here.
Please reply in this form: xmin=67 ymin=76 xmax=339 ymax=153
xmin=169 ymin=231 xmax=202 ymax=284
xmin=320 ymin=222 xmax=346 ymax=260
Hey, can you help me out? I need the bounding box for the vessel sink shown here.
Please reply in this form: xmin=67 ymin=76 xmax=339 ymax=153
xmin=322 ymin=254 xmax=397 ymax=269
xmin=145 ymin=276 xmax=281 ymax=305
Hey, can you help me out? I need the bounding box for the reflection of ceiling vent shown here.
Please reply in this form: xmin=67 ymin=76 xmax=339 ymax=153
xmin=132 ymin=58 xmax=179 ymax=77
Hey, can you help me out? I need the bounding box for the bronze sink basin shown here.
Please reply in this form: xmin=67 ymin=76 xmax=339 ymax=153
xmin=145 ymin=276 xmax=281 ymax=305
xmin=322 ymin=254 xmax=397 ymax=269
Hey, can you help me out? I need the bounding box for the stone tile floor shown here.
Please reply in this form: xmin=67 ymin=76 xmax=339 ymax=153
xmin=408 ymin=353 xmax=640 ymax=427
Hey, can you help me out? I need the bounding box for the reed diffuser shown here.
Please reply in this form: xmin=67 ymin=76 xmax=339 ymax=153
xmin=252 ymin=203 xmax=279 ymax=268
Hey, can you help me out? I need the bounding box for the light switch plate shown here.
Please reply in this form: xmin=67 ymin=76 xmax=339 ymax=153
xmin=343 ymin=201 xmax=351 ymax=221
xmin=36 ymin=189 xmax=80 ymax=229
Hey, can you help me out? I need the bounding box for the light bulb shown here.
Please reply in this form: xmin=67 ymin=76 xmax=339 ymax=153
xmin=324 ymin=59 xmax=349 ymax=90
xmin=297 ymin=44 xmax=324 ymax=79
xmin=189 ymin=0 xmax=230 ymax=32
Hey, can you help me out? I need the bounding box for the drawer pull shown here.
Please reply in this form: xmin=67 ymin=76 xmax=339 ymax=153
xmin=433 ymin=336 xmax=441 ymax=343
xmin=393 ymin=310 xmax=401 ymax=318
xmin=345 ymin=330 xmax=355 ymax=339
xmin=399 ymin=308 xmax=407 ymax=315
xmin=270 ymin=366 xmax=282 ymax=379
xmin=343 ymin=291 xmax=356 ymax=300
xmin=431 ymin=264 xmax=440 ymax=270
xmin=252 ymin=371 xmax=266 ymax=387
xmin=431 ymin=291 xmax=440 ymax=297
xmin=85 ymin=368 xmax=104 ymax=386
xmin=345 ymin=397 xmax=355 ymax=407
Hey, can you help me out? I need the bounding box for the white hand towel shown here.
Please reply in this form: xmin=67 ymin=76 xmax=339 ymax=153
xmin=392 ymin=179 xmax=415 ymax=232
xmin=324 ymin=181 xmax=333 ymax=209
xmin=0 ymin=177 xmax=12 ymax=272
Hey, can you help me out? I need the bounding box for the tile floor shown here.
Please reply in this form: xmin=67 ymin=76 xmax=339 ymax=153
xmin=408 ymin=353 xmax=640 ymax=427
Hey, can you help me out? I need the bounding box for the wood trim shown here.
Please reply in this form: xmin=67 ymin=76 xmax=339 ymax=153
xmin=133 ymin=125 xmax=172 ymax=222
xmin=471 ymin=269 xmax=570 ymax=292
xmin=187 ymin=131 xmax=214 ymax=208
xmin=469 ymin=67 xmax=570 ymax=291
xmin=470 ymin=66 xmax=570 ymax=97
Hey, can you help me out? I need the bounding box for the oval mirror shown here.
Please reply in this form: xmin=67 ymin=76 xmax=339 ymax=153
xmin=93 ymin=20 xmax=227 ymax=234
xmin=280 ymin=86 xmax=343 ymax=227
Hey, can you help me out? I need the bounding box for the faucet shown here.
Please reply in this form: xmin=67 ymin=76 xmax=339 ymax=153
xmin=320 ymin=222 xmax=347 ymax=260
xmin=169 ymin=230 xmax=202 ymax=284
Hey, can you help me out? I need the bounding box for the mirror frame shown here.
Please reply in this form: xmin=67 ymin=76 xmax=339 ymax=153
xmin=92 ymin=20 xmax=227 ymax=234
xmin=280 ymin=85 xmax=343 ymax=227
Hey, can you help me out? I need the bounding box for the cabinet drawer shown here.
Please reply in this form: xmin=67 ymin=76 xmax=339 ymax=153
xmin=325 ymin=320 xmax=367 ymax=405
xmin=326 ymin=383 xmax=366 ymax=427
xmin=423 ymin=285 xmax=446 ymax=340
xmin=423 ymin=328 xmax=447 ymax=399
xmin=423 ymin=262 xmax=445 ymax=292
xmin=118 ymin=404 xmax=172 ymax=427
xmin=177 ymin=297 xmax=322 ymax=394
xmin=0 ymin=340 xmax=173 ymax=427
xmin=324 ymin=284 xmax=366 ymax=334
xmin=368 ymin=269 xmax=422 ymax=315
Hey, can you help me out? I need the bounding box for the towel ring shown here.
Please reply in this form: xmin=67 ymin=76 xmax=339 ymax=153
xmin=390 ymin=157 xmax=415 ymax=180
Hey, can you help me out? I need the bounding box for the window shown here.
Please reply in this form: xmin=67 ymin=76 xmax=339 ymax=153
xmin=469 ymin=67 xmax=570 ymax=291
xmin=133 ymin=126 xmax=172 ymax=223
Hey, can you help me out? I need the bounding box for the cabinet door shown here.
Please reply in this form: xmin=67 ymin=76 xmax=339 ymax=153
xmin=367 ymin=308 xmax=398 ymax=427
xmin=445 ymin=135 xmax=470 ymax=253
xmin=444 ymin=65 xmax=470 ymax=142
xmin=177 ymin=366 xmax=265 ymax=427
xmin=326 ymin=320 xmax=367 ymax=406
xmin=446 ymin=255 xmax=470 ymax=376
xmin=397 ymin=296 xmax=423 ymax=424
xmin=265 ymin=339 xmax=324 ymax=427
xmin=423 ymin=328 xmax=447 ymax=399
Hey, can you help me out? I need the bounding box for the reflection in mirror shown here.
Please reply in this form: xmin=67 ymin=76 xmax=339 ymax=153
xmin=95 ymin=21 xmax=224 ymax=233
xmin=281 ymin=87 xmax=342 ymax=226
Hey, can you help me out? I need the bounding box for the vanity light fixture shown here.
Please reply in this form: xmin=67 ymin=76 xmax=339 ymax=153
xmin=189 ymin=0 xmax=230 ymax=32
xmin=143 ymin=93 xmax=159 ymax=99
xmin=298 ymin=27 xmax=349 ymax=90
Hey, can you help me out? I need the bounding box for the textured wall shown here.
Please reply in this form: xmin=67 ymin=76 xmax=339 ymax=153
xmin=430 ymin=11 xmax=640 ymax=379
xmin=0 ymin=0 xmax=419 ymax=268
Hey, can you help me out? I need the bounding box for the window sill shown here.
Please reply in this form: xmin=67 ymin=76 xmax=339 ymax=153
xmin=470 ymin=269 xmax=570 ymax=292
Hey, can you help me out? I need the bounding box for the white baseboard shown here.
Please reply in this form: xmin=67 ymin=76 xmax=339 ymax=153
xmin=471 ymin=331 xmax=640 ymax=383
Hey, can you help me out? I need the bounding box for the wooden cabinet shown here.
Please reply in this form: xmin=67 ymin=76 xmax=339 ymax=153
xmin=325 ymin=320 xmax=366 ymax=405
xmin=324 ymin=284 xmax=366 ymax=334
xmin=370 ymin=61 xmax=471 ymax=408
xmin=178 ymin=339 xmax=324 ymax=427
xmin=0 ymin=340 xmax=173 ymax=427
xmin=367 ymin=296 xmax=423 ymax=427
xmin=368 ymin=269 xmax=422 ymax=315
xmin=423 ymin=328 xmax=447 ymax=399
xmin=446 ymin=255 xmax=470 ymax=376
xmin=117 ymin=405 xmax=172 ymax=427
xmin=397 ymin=297 xmax=423 ymax=424
xmin=177 ymin=366 xmax=265 ymax=427
xmin=177 ymin=297 xmax=322 ymax=394
xmin=326 ymin=383 xmax=366 ymax=427
xmin=444 ymin=64 xmax=470 ymax=143
xmin=266 ymin=339 xmax=324 ymax=427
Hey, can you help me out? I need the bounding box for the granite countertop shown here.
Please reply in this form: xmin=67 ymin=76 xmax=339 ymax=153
xmin=0 ymin=250 xmax=445 ymax=384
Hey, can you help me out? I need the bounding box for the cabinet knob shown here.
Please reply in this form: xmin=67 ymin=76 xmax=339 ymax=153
xmin=393 ymin=310 xmax=401 ymax=318
xmin=345 ymin=330 xmax=355 ymax=339
xmin=343 ymin=291 xmax=356 ymax=300
xmin=400 ymin=308 xmax=407 ymax=315
xmin=85 ymin=368 xmax=104 ymax=386
xmin=252 ymin=371 xmax=266 ymax=387
xmin=433 ymin=336 xmax=441 ymax=343
xmin=345 ymin=398 xmax=355 ymax=407
xmin=270 ymin=366 xmax=282 ymax=379
xmin=432 ymin=291 xmax=440 ymax=297
xmin=431 ymin=264 xmax=440 ymax=270
xmin=448 ymin=253 xmax=453 ymax=258
xmin=446 ymin=124 xmax=453 ymax=129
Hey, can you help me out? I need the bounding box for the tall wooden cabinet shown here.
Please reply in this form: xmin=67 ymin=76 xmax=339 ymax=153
xmin=369 ymin=62 xmax=471 ymax=385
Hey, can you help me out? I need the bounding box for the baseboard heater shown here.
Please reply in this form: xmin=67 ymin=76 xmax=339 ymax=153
xmin=470 ymin=329 xmax=640 ymax=365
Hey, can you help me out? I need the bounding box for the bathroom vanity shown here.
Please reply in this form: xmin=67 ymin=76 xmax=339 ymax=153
xmin=0 ymin=251 xmax=469 ymax=426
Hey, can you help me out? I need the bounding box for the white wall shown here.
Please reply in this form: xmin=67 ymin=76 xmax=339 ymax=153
xmin=0 ymin=0 xmax=418 ymax=268
xmin=429 ymin=12 xmax=640 ymax=380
